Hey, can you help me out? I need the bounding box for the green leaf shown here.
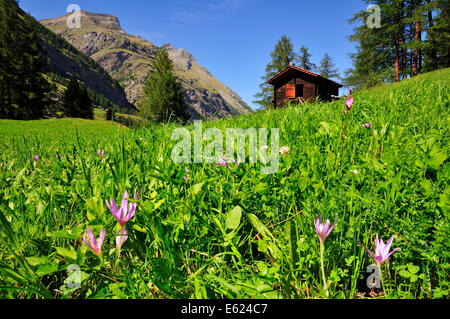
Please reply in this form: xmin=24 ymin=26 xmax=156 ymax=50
xmin=420 ymin=179 xmax=433 ymax=196
xmin=55 ymin=247 xmax=77 ymax=262
xmin=226 ymin=206 xmax=242 ymax=230
xmin=133 ymin=224 xmax=148 ymax=233
xmin=255 ymin=183 xmax=268 ymax=194
xmin=36 ymin=263 xmax=59 ymax=277
xmin=427 ymin=148 xmax=447 ymax=170
xmin=407 ymin=264 xmax=420 ymax=275
xmin=25 ymin=256 xmax=49 ymax=266
xmin=257 ymin=239 xmax=268 ymax=253
xmin=47 ymin=228 xmax=78 ymax=240
xmin=0 ymin=262 xmax=28 ymax=284
xmin=189 ymin=183 xmax=204 ymax=196
xmin=399 ymin=269 xmax=411 ymax=278
xmin=248 ymin=214 xmax=274 ymax=240
xmin=318 ymin=121 xmax=330 ymax=136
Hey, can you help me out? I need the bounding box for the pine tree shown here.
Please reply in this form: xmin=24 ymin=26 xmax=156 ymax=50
xmin=317 ymin=53 xmax=340 ymax=80
xmin=425 ymin=0 xmax=438 ymax=70
xmin=296 ymin=46 xmax=316 ymax=71
xmin=345 ymin=0 xmax=397 ymax=87
xmin=79 ymin=86 xmax=94 ymax=119
xmin=140 ymin=48 xmax=187 ymax=123
xmin=253 ymin=35 xmax=297 ymax=109
xmin=433 ymin=0 xmax=450 ymax=67
xmin=345 ymin=0 xmax=448 ymax=87
xmin=62 ymin=78 xmax=79 ymax=118
xmin=0 ymin=0 xmax=49 ymax=120
xmin=62 ymin=78 xmax=93 ymax=119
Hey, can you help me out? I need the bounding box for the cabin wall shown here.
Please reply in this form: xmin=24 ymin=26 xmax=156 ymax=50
xmin=271 ymin=70 xmax=342 ymax=107
xmin=317 ymin=82 xmax=340 ymax=101
xmin=275 ymin=78 xmax=316 ymax=107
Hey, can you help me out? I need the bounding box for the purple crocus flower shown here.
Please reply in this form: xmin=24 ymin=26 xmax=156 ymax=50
xmin=33 ymin=155 xmax=39 ymax=162
xmin=345 ymin=97 xmax=354 ymax=110
xmin=363 ymin=123 xmax=372 ymax=128
xmin=315 ymin=213 xmax=337 ymax=296
xmin=314 ymin=213 xmax=337 ymax=244
xmin=216 ymin=156 xmax=227 ymax=167
xmin=133 ymin=189 xmax=141 ymax=201
xmin=106 ymin=190 xmax=136 ymax=227
xmin=116 ymin=227 xmax=128 ymax=250
xmin=83 ymin=227 xmax=105 ymax=257
xmin=97 ymin=150 xmax=105 ymax=159
xmin=183 ymin=168 xmax=190 ymax=182
xmin=364 ymin=235 xmax=401 ymax=267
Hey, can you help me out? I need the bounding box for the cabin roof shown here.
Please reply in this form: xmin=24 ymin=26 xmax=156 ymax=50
xmin=266 ymin=66 xmax=343 ymax=87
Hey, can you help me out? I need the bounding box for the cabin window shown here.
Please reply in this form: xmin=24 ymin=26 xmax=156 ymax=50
xmin=295 ymin=84 xmax=304 ymax=98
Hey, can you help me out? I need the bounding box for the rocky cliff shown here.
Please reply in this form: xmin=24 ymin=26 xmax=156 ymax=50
xmin=41 ymin=11 xmax=253 ymax=119
xmin=32 ymin=13 xmax=133 ymax=111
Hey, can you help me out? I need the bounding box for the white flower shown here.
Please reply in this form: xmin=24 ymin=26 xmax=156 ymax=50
xmin=280 ymin=146 xmax=290 ymax=156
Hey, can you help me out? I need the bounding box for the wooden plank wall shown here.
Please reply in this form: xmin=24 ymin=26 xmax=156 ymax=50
xmin=275 ymin=77 xmax=316 ymax=106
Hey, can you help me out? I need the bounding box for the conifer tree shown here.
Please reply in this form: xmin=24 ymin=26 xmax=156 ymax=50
xmin=140 ymin=48 xmax=187 ymax=123
xmin=62 ymin=78 xmax=93 ymax=119
xmin=79 ymin=86 xmax=94 ymax=119
xmin=433 ymin=0 xmax=450 ymax=67
xmin=345 ymin=0 xmax=397 ymax=87
xmin=297 ymin=46 xmax=316 ymax=71
xmin=317 ymin=53 xmax=340 ymax=80
xmin=0 ymin=0 xmax=49 ymax=120
xmin=253 ymin=35 xmax=297 ymax=109
xmin=345 ymin=0 xmax=448 ymax=87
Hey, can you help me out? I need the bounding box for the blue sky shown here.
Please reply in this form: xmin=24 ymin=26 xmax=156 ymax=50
xmin=18 ymin=0 xmax=366 ymax=109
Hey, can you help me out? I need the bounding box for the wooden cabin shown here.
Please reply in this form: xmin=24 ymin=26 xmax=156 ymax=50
xmin=267 ymin=66 xmax=343 ymax=108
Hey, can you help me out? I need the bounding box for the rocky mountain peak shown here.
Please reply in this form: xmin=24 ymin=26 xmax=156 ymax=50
xmin=163 ymin=44 xmax=195 ymax=71
xmin=42 ymin=10 xmax=123 ymax=32
xmin=41 ymin=11 xmax=254 ymax=119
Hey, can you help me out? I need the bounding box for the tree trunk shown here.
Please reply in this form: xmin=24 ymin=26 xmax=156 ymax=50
xmin=400 ymin=1 xmax=407 ymax=79
xmin=410 ymin=23 xmax=414 ymax=77
xmin=395 ymin=34 xmax=400 ymax=82
xmin=394 ymin=1 xmax=402 ymax=82
xmin=427 ymin=2 xmax=437 ymax=70
xmin=413 ymin=20 xmax=420 ymax=76
xmin=414 ymin=20 xmax=422 ymax=75
xmin=411 ymin=0 xmax=420 ymax=76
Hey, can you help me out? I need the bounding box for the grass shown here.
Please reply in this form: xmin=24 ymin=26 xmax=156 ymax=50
xmin=0 ymin=68 xmax=448 ymax=299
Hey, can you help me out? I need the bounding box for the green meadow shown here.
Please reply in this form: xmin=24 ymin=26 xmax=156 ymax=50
xmin=0 ymin=68 xmax=448 ymax=299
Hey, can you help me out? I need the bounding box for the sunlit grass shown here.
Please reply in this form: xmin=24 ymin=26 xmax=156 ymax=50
xmin=0 ymin=68 xmax=448 ymax=299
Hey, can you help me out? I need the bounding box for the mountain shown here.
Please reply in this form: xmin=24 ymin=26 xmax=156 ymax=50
xmin=40 ymin=11 xmax=253 ymax=119
xmin=29 ymin=12 xmax=134 ymax=112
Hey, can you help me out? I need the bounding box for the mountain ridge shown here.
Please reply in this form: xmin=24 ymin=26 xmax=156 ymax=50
xmin=29 ymin=10 xmax=134 ymax=112
xmin=41 ymin=11 xmax=254 ymax=119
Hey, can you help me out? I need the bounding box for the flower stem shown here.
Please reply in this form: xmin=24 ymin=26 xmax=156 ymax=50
xmin=378 ymin=264 xmax=386 ymax=297
xmin=114 ymin=249 xmax=121 ymax=273
xmin=320 ymin=242 xmax=328 ymax=296
xmin=336 ymin=113 xmax=350 ymax=170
